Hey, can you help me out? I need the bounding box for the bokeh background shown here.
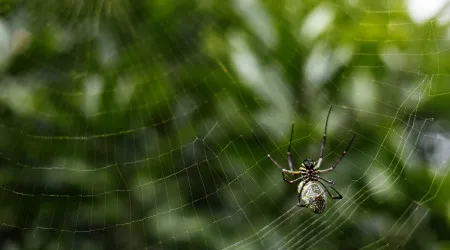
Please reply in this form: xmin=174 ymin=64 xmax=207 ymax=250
xmin=0 ymin=0 xmax=450 ymax=249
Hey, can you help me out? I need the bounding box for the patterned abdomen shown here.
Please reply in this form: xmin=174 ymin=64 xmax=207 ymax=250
xmin=298 ymin=181 xmax=326 ymax=214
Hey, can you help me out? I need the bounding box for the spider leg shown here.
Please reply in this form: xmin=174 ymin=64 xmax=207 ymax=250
xmin=317 ymin=176 xmax=335 ymax=185
xmin=327 ymin=186 xmax=343 ymax=199
xmin=317 ymin=134 xmax=356 ymax=173
xmin=281 ymin=169 xmax=303 ymax=184
xmin=316 ymin=105 xmax=333 ymax=169
xmin=283 ymin=175 xmax=303 ymax=184
xmin=287 ymin=123 xmax=295 ymax=171
xmin=317 ymin=180 xmax=343 ymax=199
xmin=252 ymin=132 xmax=284 ymax=170
xmin=282 ymin=169 xmax=303 ymax=174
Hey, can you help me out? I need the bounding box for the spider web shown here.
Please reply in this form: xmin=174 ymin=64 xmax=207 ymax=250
xmin=0 ymin=0 xmax=449 ymax=249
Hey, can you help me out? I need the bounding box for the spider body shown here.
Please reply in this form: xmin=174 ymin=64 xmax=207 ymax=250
xmin=253 ymin=105 xmax=356 ymax=214
xmin=296 ymin=159 xmax=327 ymax=214
xmin=299 ymin=181 xmax=326 ymax=214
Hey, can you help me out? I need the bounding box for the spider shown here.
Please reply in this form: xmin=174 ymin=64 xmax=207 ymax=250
xmin=252 ymin=105 xmax=356 ymax=214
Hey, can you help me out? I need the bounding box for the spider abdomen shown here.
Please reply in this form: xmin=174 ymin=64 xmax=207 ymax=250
xmin=299 ymin=181 xmax=326 ymax=214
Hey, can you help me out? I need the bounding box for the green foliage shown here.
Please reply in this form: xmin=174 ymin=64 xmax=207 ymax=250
xmin=0 ymin=0 xmax=449 ymax=249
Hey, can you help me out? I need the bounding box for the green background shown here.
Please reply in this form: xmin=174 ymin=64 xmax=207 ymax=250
xmin=0 ymin=0 xmax=449 ymax=249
